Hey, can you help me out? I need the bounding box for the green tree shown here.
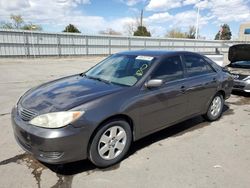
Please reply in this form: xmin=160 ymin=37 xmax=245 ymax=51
xmin=133 ymin=26 xmax=151 ymax=37
xmin=63 ymin=24 xmax=81 ymax=33
xmin=215 ymin=24 xmax=232 ymax=40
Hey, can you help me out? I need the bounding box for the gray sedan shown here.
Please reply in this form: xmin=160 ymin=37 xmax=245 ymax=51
xmin=12 ymin=50 xmax=233 ymax=167
xmin=226 ymin=44 xmax=250 ymax=92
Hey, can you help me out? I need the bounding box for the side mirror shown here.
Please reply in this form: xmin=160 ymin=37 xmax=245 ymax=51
xmin=222 ymin=66 xmax=229 ymax=73
xmin=145 ymin=79 xmax=163 ymax=89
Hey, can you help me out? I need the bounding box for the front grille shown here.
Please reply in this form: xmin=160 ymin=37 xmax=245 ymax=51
xmin=233 ymin=85 xmax=245 ymax=89
xmin=18 ymin=106 xmax=37 ymax=121
xmin=39 ymin=151 xmax=64 ymax=159
xmin=232 ymin=74 xmax=248 ymax=80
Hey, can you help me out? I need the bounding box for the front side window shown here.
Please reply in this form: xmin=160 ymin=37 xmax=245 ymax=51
xmin=85 ymin=54 xmax=156 ymax=86
xmin=151 ymin=56 xmax=184 ymax=82
xmin=183 ymin=55 xmax=215 ymax=77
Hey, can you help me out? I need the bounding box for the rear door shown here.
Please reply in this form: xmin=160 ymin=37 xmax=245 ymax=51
xmin=182 ymin=54 xmax=218 ymax=116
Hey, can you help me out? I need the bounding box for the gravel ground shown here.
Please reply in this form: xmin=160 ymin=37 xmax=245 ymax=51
xmin=0 ymin=57 xmax=249 ymax=188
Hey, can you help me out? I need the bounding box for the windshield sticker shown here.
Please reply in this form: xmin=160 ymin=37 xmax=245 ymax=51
xmin=135 ymin=56 xmax=154 ymax=61
xmin=135 ymin=64 xmax=148 ymax=77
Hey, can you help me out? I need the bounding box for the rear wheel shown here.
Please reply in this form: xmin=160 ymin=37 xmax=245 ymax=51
xmin=88 ymin=120 xmax=132 ymax=167
xmin=203 ymin=93 xmax=224 ymax=121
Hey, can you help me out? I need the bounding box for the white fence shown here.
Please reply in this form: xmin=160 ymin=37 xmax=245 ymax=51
xmin=0 ymin=29 xmax=248 ymax=57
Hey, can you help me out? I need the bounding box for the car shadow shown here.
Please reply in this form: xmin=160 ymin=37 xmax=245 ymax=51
xmin=43 ymin=104 xmax=231 ymax=176
xmin=232 ymin=90 xmax=250 ymax=97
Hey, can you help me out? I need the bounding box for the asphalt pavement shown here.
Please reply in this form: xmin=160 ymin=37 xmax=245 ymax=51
xmin=0 ymin=57 xmax=249 ymax=188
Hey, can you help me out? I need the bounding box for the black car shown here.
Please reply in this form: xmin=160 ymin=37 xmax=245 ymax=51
xmin=226 ymin=44 xmax=250 ymax=92
xmin=12 ymin=51 xmax=233 ymax=167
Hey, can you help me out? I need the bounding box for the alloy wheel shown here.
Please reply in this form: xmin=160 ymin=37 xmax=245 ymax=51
xmin=98 ymin=126 xmax=127 ymax=160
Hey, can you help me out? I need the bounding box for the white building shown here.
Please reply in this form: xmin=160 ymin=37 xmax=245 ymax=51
xmin=239 ymin=23 xmax=250 ymax=41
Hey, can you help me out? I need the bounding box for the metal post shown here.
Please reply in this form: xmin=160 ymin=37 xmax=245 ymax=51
xmin=85 ymin=35 xmax=89 ymax=55
xmin=25 ymin=33 xmax=30 ymax=57
xmin=31 ymin=31 xmax=36 ymax=58
xmin=128 ymin=37 xmax=131 ymax=51
xmin=57 ymin=34 xmax=61 ymax=57
xmin=109 ymin=37 xmax=111 ymax=55
xmin=23 ymin=31 xmax=27 ymax=58
xmin=195 ymin=6 xmax=200 ymax=39
xmin=30 ymin=25 xmax=37 ymax=58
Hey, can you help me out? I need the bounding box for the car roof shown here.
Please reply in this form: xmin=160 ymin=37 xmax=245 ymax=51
xmin=117 ymin=50 xmax=201 ymax=58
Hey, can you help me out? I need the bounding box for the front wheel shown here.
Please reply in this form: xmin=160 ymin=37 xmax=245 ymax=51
xmin=203 ymin=93 xmax=224 ymax=121
xmin=88 ymin=120 xmax=132 ymax=167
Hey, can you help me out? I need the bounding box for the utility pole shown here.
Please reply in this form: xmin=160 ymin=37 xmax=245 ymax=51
xmin=195 ymin=6 xmax=200 ymax=39
xmin=140 ymin=9 xmax=143 ymax=27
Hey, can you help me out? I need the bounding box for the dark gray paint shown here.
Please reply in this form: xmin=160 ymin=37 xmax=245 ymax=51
xmin=11 ymin=50 xmax=234 ymax=164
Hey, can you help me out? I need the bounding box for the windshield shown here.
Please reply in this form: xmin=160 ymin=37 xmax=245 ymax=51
xmin=229 ymin=61 xmax=250 ymax=69
xmin=85 ymin=54 xmax=156 ymax=86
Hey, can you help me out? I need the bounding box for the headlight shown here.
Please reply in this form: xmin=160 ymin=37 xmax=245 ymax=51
xmin=29 ymin=111 xmax=84 ymax=128
xmin=243 ymin=76 xmax=250 ymax=82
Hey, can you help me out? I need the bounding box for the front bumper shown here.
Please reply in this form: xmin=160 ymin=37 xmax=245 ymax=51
xmin=11 ymin=107 xmax=90 ymax=164
xmin=233 ymin=80 xmax=250 ymax=93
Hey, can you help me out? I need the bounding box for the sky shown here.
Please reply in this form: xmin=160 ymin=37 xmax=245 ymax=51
xmin=0 ymin=0 xmax=250 ymax=39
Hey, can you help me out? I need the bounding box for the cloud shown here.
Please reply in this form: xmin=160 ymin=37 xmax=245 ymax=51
xmin=0 ymin=0 xmax=249 ymax=38
xmin=123 ymin=0 xmax=145 ymax=6
xmin=182 ymin=0 xmax=250 ymax=22
xmin=145 ymin=12 xmax=173 ymax=23
xmin=183 ymin=0 xmax=199 ymax=6
xmin=208 ymin=0 xmax=250 ymax=23
xmin=0 ymin=0 xmax=30 ymax=11
xmin=0 ymin=0 xmax=106 ymax=33
xmin=171 ymin=10 xmax=211 ymax=28
xmin=146 ymin=0 xmax=182 ymax=11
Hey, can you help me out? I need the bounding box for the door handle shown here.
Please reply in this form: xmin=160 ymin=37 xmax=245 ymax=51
xmin=204 ymin=78 xmax=217 ymax=86
xmin=180 ymin=85 xmax=186 ymax=93
xmin=212 ymin=77 xmax=217 ymax=83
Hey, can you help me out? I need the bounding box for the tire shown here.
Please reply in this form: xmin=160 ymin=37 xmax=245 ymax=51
xmin=203 ymin=93 xmax=224 ymax=121
xmin=88 ymin=119 xmax=132 ymax=168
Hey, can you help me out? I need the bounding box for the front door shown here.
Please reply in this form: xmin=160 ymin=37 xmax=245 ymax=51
xmin=138 ymin=56 xmax=188 ymax=134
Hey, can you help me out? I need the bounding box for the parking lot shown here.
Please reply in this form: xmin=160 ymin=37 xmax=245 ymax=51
xmin=0 ymin=57 xmax=250 ymax=188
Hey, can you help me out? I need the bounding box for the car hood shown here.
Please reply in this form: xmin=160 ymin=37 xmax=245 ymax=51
xmin=228 ymin=44 xmax=250 ymax=62
xmin=19 ymin=75 xmax=123 ymax=113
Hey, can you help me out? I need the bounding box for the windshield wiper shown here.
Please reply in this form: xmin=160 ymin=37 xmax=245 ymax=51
xmin=83 ymin=74 xmax=112 ymax=85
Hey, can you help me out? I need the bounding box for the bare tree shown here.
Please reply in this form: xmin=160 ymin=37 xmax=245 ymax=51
xmin=186 ymin=26 xmax=196 ymax=39
xmin=165 ymin=28 xmax=187 ymax=38
xmin=123 ymin=22 xmax=137 ymax=36
xmin=10 ymin=14 xmax=24 ymax=29
xmin=0 ymin=14 xmax=42 ymax=30
xmin=99 ymin=28 xmax=122 ymax=35
xmin=166 ymin=26 xmax=196 ymax=39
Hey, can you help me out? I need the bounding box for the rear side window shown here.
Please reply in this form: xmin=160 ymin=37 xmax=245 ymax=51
xmin=151 ymin=56 xmax=184 ymax=82
xmin=183 ymin=55 xmax=215 ymax=77
xmin=203 ymin=56 xmax=221 ymax=72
